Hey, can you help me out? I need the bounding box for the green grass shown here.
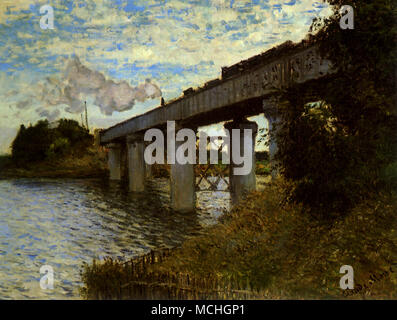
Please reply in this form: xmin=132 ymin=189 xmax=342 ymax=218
xmin=255 ymin=160 xmax=271 ymax=175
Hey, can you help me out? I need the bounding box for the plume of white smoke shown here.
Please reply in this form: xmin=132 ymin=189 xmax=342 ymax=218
xmin=38 ymin=56 xmax=162 ymax=116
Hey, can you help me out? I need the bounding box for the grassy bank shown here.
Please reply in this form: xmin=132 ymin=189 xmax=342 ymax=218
xmin=0 ymin=146 xmax=108 ymax=179
xmin=80 ymin=181 xmax=397 ymax=299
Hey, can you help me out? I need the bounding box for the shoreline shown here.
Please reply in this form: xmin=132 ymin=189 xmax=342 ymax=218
xmin=0 ymin=149 xmax=108 ymax=180
xmin=0 ymin=166 xmax=107 ymax=180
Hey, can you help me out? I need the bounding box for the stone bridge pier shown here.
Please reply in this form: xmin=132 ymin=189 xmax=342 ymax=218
xmin=127 ymin=134 xmax=146 ymax=192
xmin=169 ymin=123 xmax=196 ymax=212
xmin=107 ymin=143 xmax=122 ymax=181
xmin=225 ymin=118 xmax=258 ymax=204
xmin=170 ymin=146 xmax=196 ymax=212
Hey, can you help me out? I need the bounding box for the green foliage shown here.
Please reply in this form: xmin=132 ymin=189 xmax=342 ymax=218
xmin=11 ymin=120 xmax=53 ymax=165
xmin=380 ymin=161 xmax=397 ymax=190
xmin=57 ymin=119 xmax=90 ymax=145
xmin=46 ymin=137 xmax=71 ymax=159
xmin=256 ymin=151 xmax=269 ymax=161
xmin=0 ymin=154 xmax=12 ymax=169
xmin=11 ymin=118 xmax=92 ymax=166
xmin=274 ymin=0 xmax=397 ymax=214
xmin=256 ymin=160 xmax=271 ymax=175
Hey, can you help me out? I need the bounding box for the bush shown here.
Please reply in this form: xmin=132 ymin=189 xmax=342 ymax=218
xmin=273 ymin=0 xmax=397 ymax=215
xmin=380 ymin=161 xmax=397 ymax=190
xmin=46 ymin=137 xmax=71 ymax=159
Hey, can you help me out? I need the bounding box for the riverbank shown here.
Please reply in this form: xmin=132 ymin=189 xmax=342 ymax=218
xmin=80 ymin=181 xmax=397 ymax=299
xmin=0 ymin=146 xmax=108 ymax=179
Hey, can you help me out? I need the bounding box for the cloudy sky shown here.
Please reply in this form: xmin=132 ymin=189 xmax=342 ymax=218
xmin=0 ymin=0 xmax=331 ymax=154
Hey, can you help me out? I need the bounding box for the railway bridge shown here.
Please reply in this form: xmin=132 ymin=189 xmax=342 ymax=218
xmin=100 ymin=40 xmax=331 ymax=212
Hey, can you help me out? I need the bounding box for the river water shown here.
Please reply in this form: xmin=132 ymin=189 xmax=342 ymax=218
xmin=0 ymin=177 xmax=267 ymax=299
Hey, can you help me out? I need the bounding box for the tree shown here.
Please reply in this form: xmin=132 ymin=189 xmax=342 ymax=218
xmin=274 ymin=0 xmax=397 ymax=215
xmin=12 ymin=120 xmax=52 ymax=165
xmin=56 ymin=119 xmax=90 ymax=145
xmin=11 ymin=118 xmax=93 ymax=166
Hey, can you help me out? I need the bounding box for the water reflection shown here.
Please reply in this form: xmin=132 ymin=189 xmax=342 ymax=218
xmin=0 ymin=177 xmax=235 ymax=299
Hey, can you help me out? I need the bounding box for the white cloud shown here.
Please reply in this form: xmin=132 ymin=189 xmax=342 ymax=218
xmin=38 ymin=56 xmax=162 ymax=116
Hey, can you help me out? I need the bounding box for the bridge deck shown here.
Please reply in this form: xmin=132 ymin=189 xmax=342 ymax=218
xmin=100 ymin=41 xmax=331 ymax=144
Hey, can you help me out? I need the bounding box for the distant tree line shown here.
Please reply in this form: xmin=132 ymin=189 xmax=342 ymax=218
xmin=11 ymin=119 xmax=93 ymax=166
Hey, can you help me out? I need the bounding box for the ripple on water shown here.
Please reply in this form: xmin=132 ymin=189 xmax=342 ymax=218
xmin=0 ymin=176 xmax=268 ymax=299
